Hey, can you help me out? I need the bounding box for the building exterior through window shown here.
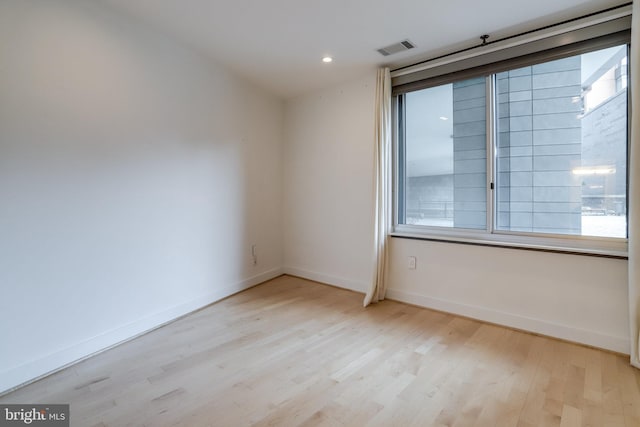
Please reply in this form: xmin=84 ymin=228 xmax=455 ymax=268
xmin=401 ymin=44 xmax=628 ymax=239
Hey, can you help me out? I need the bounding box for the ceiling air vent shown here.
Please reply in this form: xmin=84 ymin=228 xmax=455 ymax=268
xmin=377 ymin=39 xmax=415 ymax=56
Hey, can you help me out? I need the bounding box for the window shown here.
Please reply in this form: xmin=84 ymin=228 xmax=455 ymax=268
xmin=495 ymin=46 xmax=628 ymax=239
xmin=394 ymin=23 xmax=630 ymax=255
xmin=402 ymin=78 xmax=487 ymax=230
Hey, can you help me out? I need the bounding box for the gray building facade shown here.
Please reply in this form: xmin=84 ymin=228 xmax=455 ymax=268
xmin=404 ymin=47 xmax=627 ymax=236
xmin=495 ymin=57 xmax=583 ymax=234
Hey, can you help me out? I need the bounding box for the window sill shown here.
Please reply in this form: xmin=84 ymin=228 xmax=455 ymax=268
xmin=390 ymin=226 xmax=628 ymax=259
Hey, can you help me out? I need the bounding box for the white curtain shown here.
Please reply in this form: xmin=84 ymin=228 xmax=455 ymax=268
xmin=364 ymin=68 xmax=392 ymax=307
xmin=629 ymin=1 xmax=640 ymax=368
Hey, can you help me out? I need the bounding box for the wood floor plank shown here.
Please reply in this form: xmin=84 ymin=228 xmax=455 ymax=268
xmin=2 ymin=275 xmax=639 ymax=427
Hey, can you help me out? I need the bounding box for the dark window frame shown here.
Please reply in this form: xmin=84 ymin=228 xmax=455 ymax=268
xmin=392 ymin=17 xmax=631 ymax=257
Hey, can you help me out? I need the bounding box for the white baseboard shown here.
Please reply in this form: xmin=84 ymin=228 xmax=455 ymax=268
xmin=4 ymin=268 xmax=626 ymax=395
xmin=0 ymin=268 xmax=283 ymax=395
xmin=282 ymin=266 xmax=367 ymax=294
xmin=385 ymin=288 xmax=629 ymax=354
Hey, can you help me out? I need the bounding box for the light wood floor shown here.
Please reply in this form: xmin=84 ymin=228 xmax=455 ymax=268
xmin=2 ymin=275 xmax=640 ymax=426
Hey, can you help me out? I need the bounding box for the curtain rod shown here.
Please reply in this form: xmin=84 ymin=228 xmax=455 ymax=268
xmin=390 ymin=2 xmax=633 ymax=77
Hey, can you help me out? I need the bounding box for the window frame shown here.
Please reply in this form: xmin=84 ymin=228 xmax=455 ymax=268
xmin=391 ymin=18 xmax=631 ymax=258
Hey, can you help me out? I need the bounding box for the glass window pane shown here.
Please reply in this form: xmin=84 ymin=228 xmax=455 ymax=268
xmin=403 ymin=77 xmax=486 ymax=229
xmin=495 ymin=45 xmax=627 ymax=238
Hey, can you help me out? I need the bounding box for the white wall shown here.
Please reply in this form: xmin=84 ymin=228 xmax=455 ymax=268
xmin=283 ymin=73 xmax=377 ymax=293
xmin=387 ymin=239 xmax=629 ymax=353
xmin=0 ymin=0 xmax=283 ymax=393
xmin=283 ymin=69 xmax=630 ymax=354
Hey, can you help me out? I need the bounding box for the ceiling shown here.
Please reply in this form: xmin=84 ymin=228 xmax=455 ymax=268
xmin=100 ymin=0 xmax=627 ymax=99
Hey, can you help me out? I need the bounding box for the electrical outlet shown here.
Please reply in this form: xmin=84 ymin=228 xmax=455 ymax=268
xmin=408 ymin=256 xmax=416 ymax=269
xmin=251 ymin=244 xmax=258 ymax=266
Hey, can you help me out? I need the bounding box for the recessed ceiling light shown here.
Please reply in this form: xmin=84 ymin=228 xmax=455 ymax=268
xmin=439 ymin=116 xmax=449 ymax=120
xmin=322 ymin=56 xmax=333 ymax=63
